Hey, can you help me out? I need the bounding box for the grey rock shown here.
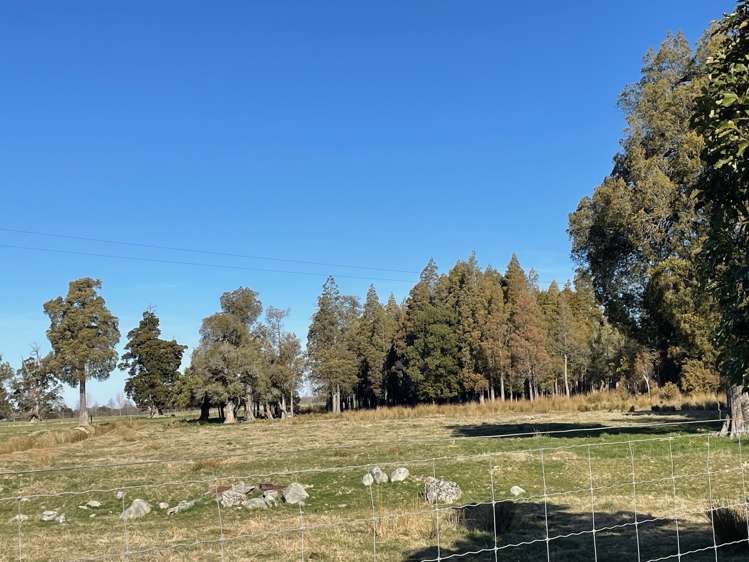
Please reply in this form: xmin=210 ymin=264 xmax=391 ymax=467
xmin=158 ymin=502 xmax=169 ymax=510
xmin=263 ymin=490 xmax=280 ymax=507
xmin=282 ymin=482 xmax=309 ymax=505
xmin=120 ymin=499 xmax=151 ymax=520
xmin=424 ymin=477 xmax=462 ymax=505
xmin=77 ymin=505 xmax=89 ymax=510
xmin=54 ymin=514 xmax=66 ymax=524
xmin=166 ymin=500 xmax=195 ymax=515
xmin=390 ymin=467 xmax=410 ymax=483
xmin=510 ymin=486 xmax=526 ymax=497
xmin=220 ymin=489 xmax=246 ymax=508
xmin=115 ymin=490 xmax=126 ymax=500
xmin=243 ymin=497 xmax=268 ymax=510
xmin=40 ymin=510 xmax=59 ymax=522
xmin=85 ymin=500 xmax=102 ymax=508
xmin=371 ymin=466 xmax=389 ymax=484
xmin=362 ymin=473 xmax=374 ymax=487
xmin=89 ymin=513 xmax=97 ymax=519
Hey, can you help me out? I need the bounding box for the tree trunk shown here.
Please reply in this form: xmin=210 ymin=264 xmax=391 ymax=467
xmin=500 ymin=374 xmax=505 ymax=401
xmin=266 ymin=402 xmax=274 ymax=419
xmin=721 ymin=384 xmax=749 ymax=438
xmin=78 ymin=373 xmax=90 ymax=427
xmin=290 ymin=394 xmax=294 ymax=417
xmin=199 ymin=396 xmax=210 ymax=421
xmin=224 ymin=401 xmax=237 ymax=424
xmin=564 ymin=354 xmax=570 ymax=398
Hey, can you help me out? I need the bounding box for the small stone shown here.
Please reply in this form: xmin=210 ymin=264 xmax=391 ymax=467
xmin=115 ymin=490 xmax=126 ymax=500
xmin=263 ymin=490 xmax=280 ymax=507
xmin=282 ymin=483 xmax=309 ymax=505
xmin=89 ymin=513 xmax=97 ymax=518
xmin=166 ymin=500 xmax=195 ymax=515
xmin=120 ymin=499 xmax=151 ymax=520
xmin=78 ymin=505 xmax=89 ymax=510
xmin=371 ymin=466 xmax=389 ymax=484
xmin=362 ymin=473 xmax=374 ymax=487
xmin=390 ymin=467 xmax=410 ymax=483
xmin=158 ymin=502 xmax=169 ymax=510
xmin=40 ymin=510 xmax=58 ymax=522
xmin=510 ymin=486 xmax=526 ymax=497
xmin=243 ymin=497 xmax=268 ymax=510
xmin=220 ymin=489 xmax=246 ymax=508
xmin=424 ymin=477 xmax=462 ymax=505
xmin=54 ymin=514 xmax=66 ymax=524
xmin=85 ymin=500 xmax=102 ymax=508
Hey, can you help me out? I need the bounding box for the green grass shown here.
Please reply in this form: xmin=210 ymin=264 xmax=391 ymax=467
xmin=0 ymin=405 xmax=747 ymax=561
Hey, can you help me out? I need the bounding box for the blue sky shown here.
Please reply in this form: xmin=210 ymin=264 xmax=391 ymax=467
xmin=0 ymin=1 xmax=732 ymax=406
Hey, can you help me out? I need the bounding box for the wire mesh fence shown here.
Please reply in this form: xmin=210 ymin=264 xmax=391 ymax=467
xmin=2 ymin=418 xmax=749 ymax=561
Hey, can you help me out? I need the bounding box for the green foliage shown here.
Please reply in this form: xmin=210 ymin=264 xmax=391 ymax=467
xmin=43 ymin=278 xmax=120 ymax=425
xmin=680 ymin=358 xmax=720 ymax=393
xmin=692 ymin=1 xmax=749 ymax=384
xmin=119 ymin=310 xmax=186 ymax=416
xmin=10 ymin=351 xmax=63 ymax=421
xmin=0 ymin=356 xmax=14 ymax=419
xmin=569 ymin=31 xmax=720 ymax=385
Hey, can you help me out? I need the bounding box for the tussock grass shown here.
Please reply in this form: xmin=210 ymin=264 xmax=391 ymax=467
xmin=0 ymin=419 xmax=143 ymax=455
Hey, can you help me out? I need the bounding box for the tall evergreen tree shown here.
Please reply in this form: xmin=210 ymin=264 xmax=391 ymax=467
xmin=44 ymin=278 xmax=120 ymax=427
xmin=477 ymin=267 xmax=510 ymax=401
xmin=354 ymin=286 xmax=390 ymax=407
xmin=119 ymin=310 xmax=186 ymax=416
xmin=307 ymin=277 xmax=358 ymax=413
xmin=692 ymin=1 xmax=749 ymax=436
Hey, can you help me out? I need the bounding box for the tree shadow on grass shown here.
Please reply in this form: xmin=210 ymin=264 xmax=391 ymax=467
xmin=448 ymin=412 xmax=722 ymax=441
xmin=402 ymin=500 xmax=749 ymax=561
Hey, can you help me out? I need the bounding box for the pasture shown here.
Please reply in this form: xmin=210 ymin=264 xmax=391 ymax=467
xmin=1 ymin=400 xmax=747 ymax=561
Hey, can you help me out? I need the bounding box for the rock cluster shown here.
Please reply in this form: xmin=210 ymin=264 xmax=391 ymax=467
xmin=362 ymin=466 xmax=410 ymax=486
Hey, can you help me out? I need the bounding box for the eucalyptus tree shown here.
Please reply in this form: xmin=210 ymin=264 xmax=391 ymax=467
xmin=0 ymin=355 xmax=15 ymax=419
xmin=692 ymin=0 xmax=749 ymax=436
xmin=44 ymin=278 xmax=120 ymax=427
xmin=11 ymin=349 xmax=63 ymax=421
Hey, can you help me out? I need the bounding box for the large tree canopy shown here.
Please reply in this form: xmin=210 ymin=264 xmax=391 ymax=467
xmin=43 ymin=278 xmax=120 ymax=426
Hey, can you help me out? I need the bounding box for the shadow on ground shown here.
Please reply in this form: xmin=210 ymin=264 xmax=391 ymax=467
xmin=448 ymin=411 xmax=722 ymax=441
xmin=403 ymin=499 xmax=748 ymax=561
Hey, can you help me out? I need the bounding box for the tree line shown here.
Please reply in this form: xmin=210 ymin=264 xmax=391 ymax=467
xmin=1 ymin=2 xmax=746 ymax=428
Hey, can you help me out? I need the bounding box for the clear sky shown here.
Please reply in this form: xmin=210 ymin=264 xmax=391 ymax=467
xmin=0 ymin=0 xmax=733 ymax=406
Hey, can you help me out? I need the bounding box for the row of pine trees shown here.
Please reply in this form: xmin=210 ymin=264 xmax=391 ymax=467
xmin=305 ymin=254 xmax=681 ymax=413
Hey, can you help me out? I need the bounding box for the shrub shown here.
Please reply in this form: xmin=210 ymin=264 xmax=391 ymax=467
xmin=681 ymin=360 xmax=720 ymax=394
xmin=659 ymin=382 xmax=680 ymax=402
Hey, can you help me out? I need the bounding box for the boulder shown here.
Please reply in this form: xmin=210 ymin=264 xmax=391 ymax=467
xmin=510 ymin=486 xmax=526 ymax=497
xmin=40 ymin=510 xmax=59 ymax=522
xmin=243 ymin=497 xmax=268 ymax=510
xmin=166 ymin=500 xmax=195 ymax=515
xmin=283 ymin=483 xmax=309 ymax=505
xmin=263 ymin=490 xmax=280 ymax=507
xmin=120 ymin=499 xmax=151 ymax=520
xmin=85 ymin=500 xmax=102 ymax=509
xmin=220 ymin=489 xmax=246 ymax=508
xmin=362 ymin=473 xmax=374 ymax=487
xmin=371 ymin=466 xmax=389 ymax=484
xmin=424 ymin=477 xmax=462 ymax=505
xmin=390 ymin=467 xmax=409 ymax=483
xmin=54 ymin=514 xmax=66 ymax=524
xmin=158 ymin=502 xmax=169 ymax=510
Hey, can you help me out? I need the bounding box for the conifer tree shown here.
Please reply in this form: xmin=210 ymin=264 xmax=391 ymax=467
xmin=44 ymin=278 xmax=120 ymax=427
xmin=119 ymin=310 xmax=186 ymax=416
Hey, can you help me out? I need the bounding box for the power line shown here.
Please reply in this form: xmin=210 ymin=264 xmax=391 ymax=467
xmin=0 ymin=243 xmax=414 ymax=284
xmin=0 ymin=227 xmax=419 ymax=274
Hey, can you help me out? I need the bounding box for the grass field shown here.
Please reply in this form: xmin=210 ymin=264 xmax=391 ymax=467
xmin=1 ymin=398 xmax=748 ymax=561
